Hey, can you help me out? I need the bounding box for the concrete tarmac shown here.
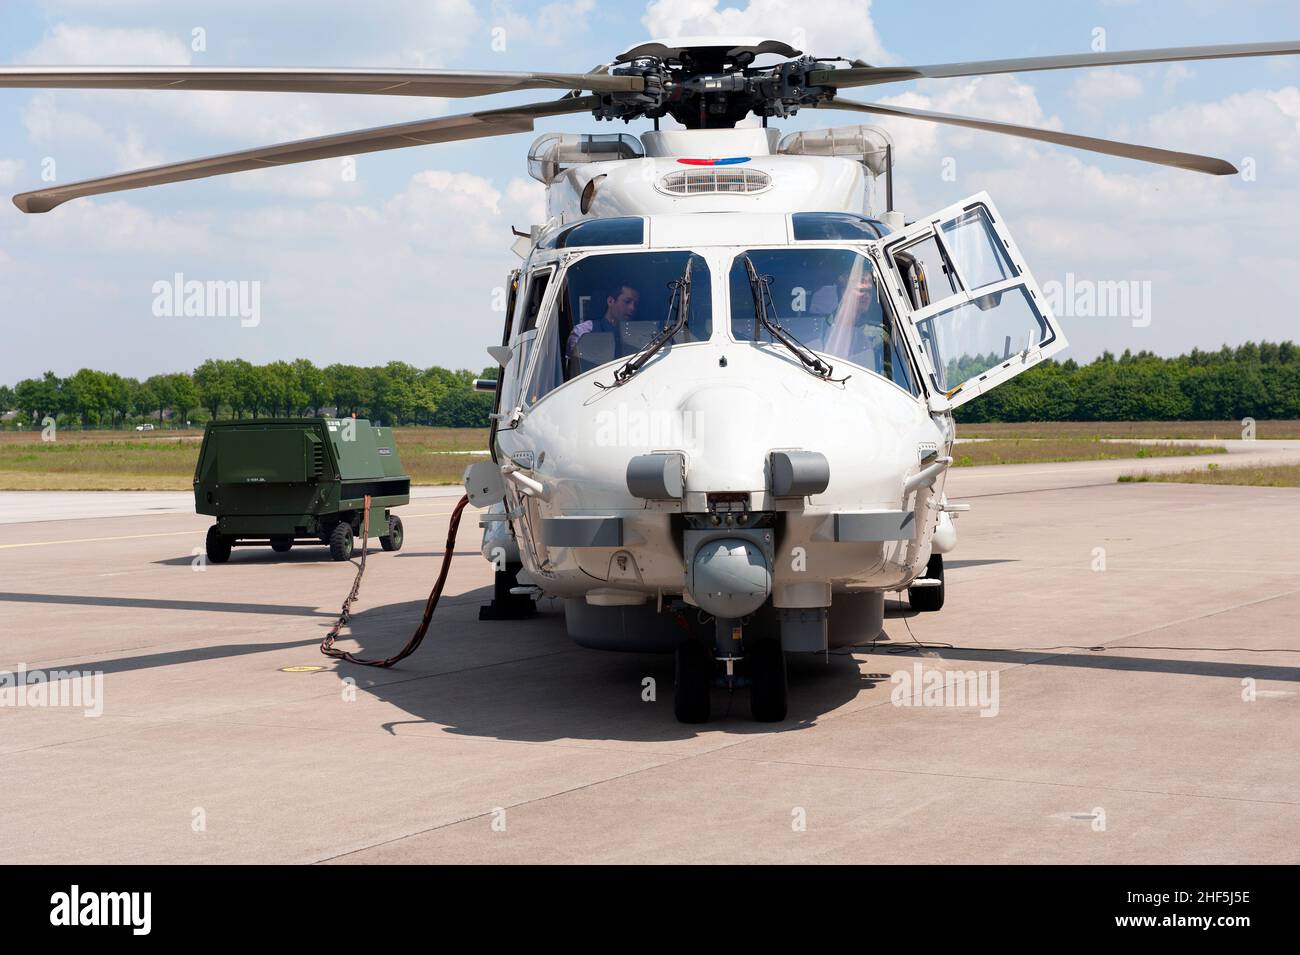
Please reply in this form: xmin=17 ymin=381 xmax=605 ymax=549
xmin=1 ymin=451 xmax=1297 ymax=864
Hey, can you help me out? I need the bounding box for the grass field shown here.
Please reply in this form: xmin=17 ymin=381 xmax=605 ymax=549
xmin=958 ymin=420 xmax=1300 ymax=440
xmin=1119 ymin=462 xmax=1300 ymax=488
xmin=0 ymin=426 xmax=489 ymax=490
xmin=0 ymin=423 xmax=1252 ymax=489
xmin=951 ymin=438 xmax=1224 ymax=468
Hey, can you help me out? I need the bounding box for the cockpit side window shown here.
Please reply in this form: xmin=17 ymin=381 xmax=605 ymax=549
xmin=729 ymin=248 xmax=919 ymax=396
xmin=497 ymin=266 xmax=553 ymax=417
xmin=520 ymin=269 xmax=553 ymax=333
xmin=489 ymin=269 xmax=521 ymax=437
xmin=525 ymin=250 xmax=712 ymax=405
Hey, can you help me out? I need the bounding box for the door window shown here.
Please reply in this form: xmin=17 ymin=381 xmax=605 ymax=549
xmin=879 ymin=193 xmax=1066 ymax=406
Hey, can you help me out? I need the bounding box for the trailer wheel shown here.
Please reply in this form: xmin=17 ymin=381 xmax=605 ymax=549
xmin=205 ymin=524 xmax=232 ymax=564
xmin=380 ymin=515 xmax=404 ymax=552
xmin=328 ymin=522 xmax=354 ymax=561
xmin=270 ymin=535 xmax=294 ymax=553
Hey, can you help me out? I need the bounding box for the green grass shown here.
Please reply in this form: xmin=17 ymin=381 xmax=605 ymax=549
xmin=0 ymin=426 xmax=489 ymax=490
xmin=958 ymin=420 xmax=1300 ymax=440
xmin=951 ymin=438 xmax=1225 ymax=467
xmin=0 ymin=424 xmax=1239 ymax=489
xmin=1119 ymin=462 xmax=1300 ymax=488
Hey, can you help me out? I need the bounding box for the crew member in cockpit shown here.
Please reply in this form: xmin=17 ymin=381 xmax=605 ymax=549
xmin=566 ymin=283 xmax=640 ymax=359
xmin=822 ymin=269 xmax=887 ymax=372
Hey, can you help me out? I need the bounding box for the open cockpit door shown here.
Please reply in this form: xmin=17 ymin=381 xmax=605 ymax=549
xmin=875 ymin=192 xmax=1067 ymax=408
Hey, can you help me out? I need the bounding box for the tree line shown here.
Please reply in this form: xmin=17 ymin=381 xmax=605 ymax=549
xmin=955 ymin=342 xmax=1300 ymax=422
xmin=4 ymin=342 xmax=1298 ymax=430
xmin=1 ymin=359 xmax=498 ymax=430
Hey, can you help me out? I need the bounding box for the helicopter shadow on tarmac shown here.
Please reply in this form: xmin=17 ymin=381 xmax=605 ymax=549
xmin=327 ymin=588 xmax=893 ymax=743
xmin=322 ymin=560 xmax=1300 ymax=743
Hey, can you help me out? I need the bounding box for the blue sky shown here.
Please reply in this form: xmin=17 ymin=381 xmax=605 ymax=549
xmin=1 ymin=0 xmax=1299 ymax=384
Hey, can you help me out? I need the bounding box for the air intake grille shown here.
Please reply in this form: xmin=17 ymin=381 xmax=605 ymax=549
xmin=658 ymin=168 xmax=772 ymax=196
xmin=309 ymin=437 xmax=325 ymax=478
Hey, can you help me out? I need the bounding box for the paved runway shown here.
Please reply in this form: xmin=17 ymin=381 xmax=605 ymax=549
xmin=1 ymin=451 xmax=1297 ymax=864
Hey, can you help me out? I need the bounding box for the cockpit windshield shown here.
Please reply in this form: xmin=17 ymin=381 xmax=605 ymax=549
xmin=729 ymin=248 xmax=917 ymax=394
xmin=526 ymin=250 xmax=712 ymax=404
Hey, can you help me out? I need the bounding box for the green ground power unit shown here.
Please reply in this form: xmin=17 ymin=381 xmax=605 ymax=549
xmin=194 ymin=418 xmax=410 ymax=562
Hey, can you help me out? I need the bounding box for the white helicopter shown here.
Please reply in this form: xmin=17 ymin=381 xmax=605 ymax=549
xmin=5 ymin=35 xmax=1298 ymax=723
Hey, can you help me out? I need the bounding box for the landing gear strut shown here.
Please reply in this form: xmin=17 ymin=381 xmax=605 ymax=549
xmin=671 ymin=615 xmax=789 ymax=725
xmin=673 ymin=638 xmax=712 ymax=723
xmin=479 ymin=560 xmax=537 ymax=620
xmin=908 ymin=553 xmax=945 ymax=612
xmin=747 ymin=638 xmax=788 ymax=722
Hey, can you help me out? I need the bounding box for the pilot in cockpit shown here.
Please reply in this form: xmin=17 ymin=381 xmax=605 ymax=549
xmin=818 ymin=270 xmax=888 ymax=372
xmin=566 ymin=283 xmax=640 ymax=360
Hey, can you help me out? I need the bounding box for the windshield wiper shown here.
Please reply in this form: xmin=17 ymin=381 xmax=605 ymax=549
xmin=740 ymin=254 xmax=841 ymax=381
xmin=610 ymin=257 xmax=692 ymax=385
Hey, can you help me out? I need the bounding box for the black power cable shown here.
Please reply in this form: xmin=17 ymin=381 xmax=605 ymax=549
xmin=321 ymin=493 xmax=472 ymax=668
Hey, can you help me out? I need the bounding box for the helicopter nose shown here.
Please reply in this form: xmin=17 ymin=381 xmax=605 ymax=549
xmin=677 ymin=383 xmax=775 ymax=492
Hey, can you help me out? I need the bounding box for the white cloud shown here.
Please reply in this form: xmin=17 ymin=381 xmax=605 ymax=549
xmin=14 ymin=197 xmax=217 ymax=256
xmin=490 ymin=0 xmax=598 ymax=49
xmin=842 ymin=69 xmax=1300 ymax=361
xmin=22 ymin=92 xmax=168 ymax=171
xmin=0 ymin=162 xmax=546 ymax=380
xmin=11 ymin=23 xmax=454 ymax=191
xmin=871 ymin=74 xmax=1060 ymax=169
xmin=1069 ymin=69 xmax=1144 ymax=112
xmin=506 ymin=176 xmax=545 ymax=225
xmin=643 ymin=0 xmax=891 ymax=63
xmin=1163 ymin=63 xmax=1194 ymax=96
xmin=1145 ymin=85 xmax=1300 ymax=174
xmin=0 ymin=159 xmax=24 ymax=187
xmin=227 ymin=157 xmax=365 ymax=199
xmin=30 ymin=1 xmax=484 ymax=67
xmin=19 ymin=23 xmax=192 ymax=65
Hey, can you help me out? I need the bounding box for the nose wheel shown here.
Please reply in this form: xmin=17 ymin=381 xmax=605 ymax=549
xmin=672 ymin=631 xmax=789 ymax=724
xmin=747 ymin=638 xmax=788 ymax=722
xmin=673 ymin=638 xmax=712 ymax=723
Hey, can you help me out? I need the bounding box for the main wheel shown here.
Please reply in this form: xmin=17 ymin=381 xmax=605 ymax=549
xmin=673 ymin=639 xmax=712 ymax=724
xmin=908 ymin=553 xmax=945 ymax=612
xmin=205 ymin=524 xmax=232 ymax=564
xmin=748 ymin=638 xmax=788 ymax=722
xmin=379 ymin=514 xmax=404 ymax=552
xmin=328 ymin=521 xmax=355 ymax=561
xmin=270 ymin=535 xmax=294 ymax=553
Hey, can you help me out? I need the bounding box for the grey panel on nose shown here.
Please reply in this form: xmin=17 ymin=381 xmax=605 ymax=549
xmin=627 ymin=452 xmax=685 ymax=500
xmin=770 ymin=450 xmax=830 ymax=497
xmin=833 ymin=510 xmax=916 ymax=542
xmin=543 ymin=516 xmax=624 ymax=547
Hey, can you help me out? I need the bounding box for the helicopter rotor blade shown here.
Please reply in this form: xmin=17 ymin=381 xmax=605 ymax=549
xmin=12 ymin=95 xmax=600 ymax=213
xmin=0 ymin=65 xmax=642 ymax=98
xmin=822 ymin=98 xmax=1238 ymax=175
xmin=810 ymin=39 xmax=1300 ymax=89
